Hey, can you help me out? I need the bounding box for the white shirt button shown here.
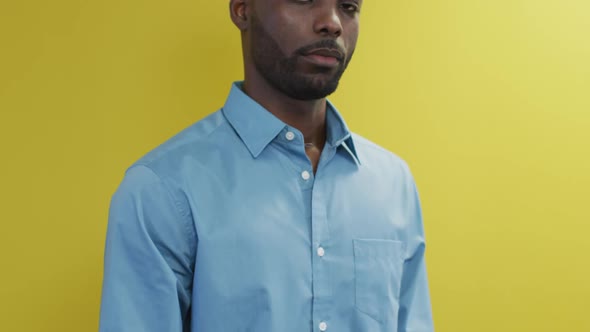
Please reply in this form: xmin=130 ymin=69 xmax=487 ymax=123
xmin=285 ymin=131 xmax=295 ymax=141
xmin=317 ymin=247 xmax=325 ymax=257
xmin=301 ymin=171 xmax=311 ymax=181
xmin=319 ymin=321 xmax=328 ymax=331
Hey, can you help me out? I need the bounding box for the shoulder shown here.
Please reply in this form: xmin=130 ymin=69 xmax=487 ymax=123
xmin=127 ymin=109 xmax=232 ymax=178
xmin=111 ymin=110 xmax=232 ymax=217
xmin=351 ymin=132 xmax=413 ymax=177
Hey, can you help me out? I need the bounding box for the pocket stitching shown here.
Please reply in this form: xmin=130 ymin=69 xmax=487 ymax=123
xmin=353 ymin=239 xmax=405 ymax=323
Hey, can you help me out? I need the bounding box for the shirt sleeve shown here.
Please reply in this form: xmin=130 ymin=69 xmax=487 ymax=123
xmin=397 ymin=162 xmax=435 ymax=332
xmin=99 ymin=165 xmax=197 ymax=332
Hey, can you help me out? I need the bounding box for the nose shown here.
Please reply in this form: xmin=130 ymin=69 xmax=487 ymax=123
xmin=313 ymin=6 xmax=343 ymax=38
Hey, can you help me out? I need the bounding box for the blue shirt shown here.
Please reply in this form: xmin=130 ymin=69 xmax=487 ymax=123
xmin=99 ymin=82 xmax=434 ymax=332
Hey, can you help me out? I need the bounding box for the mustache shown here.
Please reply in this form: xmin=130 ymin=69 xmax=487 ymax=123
xmin=295 ymin=40 xmax=346 ymax=61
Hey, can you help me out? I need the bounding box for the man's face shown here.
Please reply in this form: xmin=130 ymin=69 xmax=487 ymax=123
xmin=247 ymin=0 xmax=361 ymax=100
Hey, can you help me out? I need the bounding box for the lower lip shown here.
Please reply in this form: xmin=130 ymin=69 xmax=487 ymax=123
xmin=302 ymin=54 xmax=340 ymax=68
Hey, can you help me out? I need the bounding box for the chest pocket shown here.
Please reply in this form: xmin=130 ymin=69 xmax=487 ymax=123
xmin=353 ymin=239 xmax=405 ymax=323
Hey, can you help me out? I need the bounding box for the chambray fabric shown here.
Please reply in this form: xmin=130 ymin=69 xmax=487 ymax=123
xmin=99 ymin=82 xmax=434 ymax=332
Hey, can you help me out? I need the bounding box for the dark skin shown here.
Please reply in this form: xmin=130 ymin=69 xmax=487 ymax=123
xmin=229 ymin=0 xmax=362 ymax=172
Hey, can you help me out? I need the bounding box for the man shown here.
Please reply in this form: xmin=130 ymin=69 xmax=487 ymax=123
xmin=99 ymin=0 xmax=434 ymax=331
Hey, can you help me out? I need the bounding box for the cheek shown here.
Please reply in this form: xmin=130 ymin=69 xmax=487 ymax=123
xmin=268 ymin=10 xmax=313 ymax=54
xmin=345 ymin=25 xmax=360 ymax=53
xmin=264 ymin=19 xmax=298 ymax=55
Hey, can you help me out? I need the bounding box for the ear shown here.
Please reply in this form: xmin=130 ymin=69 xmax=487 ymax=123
xmin=229 ymin=0 xmax=249 ymax=31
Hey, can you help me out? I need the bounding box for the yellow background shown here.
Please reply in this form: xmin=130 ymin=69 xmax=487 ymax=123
xmin=1 ymin=1 xmax=589 ymax=331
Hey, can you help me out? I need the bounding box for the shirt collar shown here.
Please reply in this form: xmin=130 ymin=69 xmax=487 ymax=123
xmin=222 ymin=81 xmax=361 ymax=165
xmin=324 ymin=99 xmax=360 ymax=165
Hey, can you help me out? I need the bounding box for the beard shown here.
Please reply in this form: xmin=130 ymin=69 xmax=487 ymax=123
xmin=250 ymin=15 xmax=354 ymax=101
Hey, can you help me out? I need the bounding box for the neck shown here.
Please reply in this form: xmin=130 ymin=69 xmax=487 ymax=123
xmin=242 ymin=72 xmax=327 ymax=149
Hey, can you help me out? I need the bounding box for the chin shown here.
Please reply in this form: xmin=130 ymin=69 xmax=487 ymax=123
xmin=310 ymin=77 xmax=340 ymax=97
xmin=286 ymin=84 xmax=339 ymax=101
xmin=264 ymin=68 xmax=343 ymax=100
